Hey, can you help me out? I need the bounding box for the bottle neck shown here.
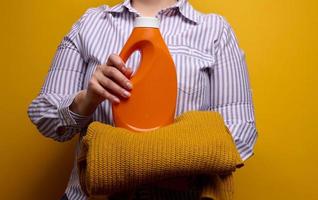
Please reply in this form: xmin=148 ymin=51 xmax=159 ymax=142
xmin=134 ymin=17 xmax=160 ymax=28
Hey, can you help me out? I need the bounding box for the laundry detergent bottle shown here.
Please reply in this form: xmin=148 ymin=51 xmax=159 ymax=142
xmin=112 ymin=17 xmax=177 ymax=132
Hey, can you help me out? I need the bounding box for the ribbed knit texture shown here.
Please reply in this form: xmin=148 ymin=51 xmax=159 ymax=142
xmin=77 ymin=111 xmax=244 ymax=199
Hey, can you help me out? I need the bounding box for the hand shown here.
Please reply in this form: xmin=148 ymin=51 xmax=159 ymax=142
xmin=70 ymin=54 xmax=133 ymax=116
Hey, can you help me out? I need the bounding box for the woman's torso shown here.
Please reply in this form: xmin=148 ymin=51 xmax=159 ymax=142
xmin=79 ymin=6 xmax=218 ymax=127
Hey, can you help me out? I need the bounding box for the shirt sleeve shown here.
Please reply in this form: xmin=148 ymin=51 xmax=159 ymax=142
xmin=27 ymin=9 xmax=93 ymax=142
xmin=209 ymin=16 xmax=258 ymax=161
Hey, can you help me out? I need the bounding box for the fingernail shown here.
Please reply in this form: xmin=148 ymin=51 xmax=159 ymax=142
xmin=123 ymin=91 xmax=131 ymax=97
xmin=126 ymin=82 xmax=133 ymax=89
xmin=114 ymin=97 xmax=120 ymax=103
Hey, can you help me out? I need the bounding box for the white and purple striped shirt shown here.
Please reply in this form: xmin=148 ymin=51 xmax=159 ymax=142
xmin=27 ymin=0 xmax=258 ymax=199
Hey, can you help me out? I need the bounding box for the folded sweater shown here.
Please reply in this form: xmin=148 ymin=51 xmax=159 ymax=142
xmin=77 ymin=111 xmax=244 ymax=199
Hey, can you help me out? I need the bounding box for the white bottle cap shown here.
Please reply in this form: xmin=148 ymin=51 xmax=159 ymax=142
xmin=134 ymin=17 xmax=159 ymax=28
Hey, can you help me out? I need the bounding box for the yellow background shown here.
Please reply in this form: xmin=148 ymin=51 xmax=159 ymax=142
xmin=1 ymin=0 xmax=317 ymax=199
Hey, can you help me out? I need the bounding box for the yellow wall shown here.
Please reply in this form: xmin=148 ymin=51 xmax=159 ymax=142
xmin=1 ymin=0 xmax=317 ymax=199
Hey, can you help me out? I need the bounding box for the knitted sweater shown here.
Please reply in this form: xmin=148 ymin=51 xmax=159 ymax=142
xmin=77 ymin=111 xmax=244 ymax=199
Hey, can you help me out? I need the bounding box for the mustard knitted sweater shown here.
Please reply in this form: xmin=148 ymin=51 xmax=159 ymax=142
xmin=77 ymin=111 xmax=243 ymax=199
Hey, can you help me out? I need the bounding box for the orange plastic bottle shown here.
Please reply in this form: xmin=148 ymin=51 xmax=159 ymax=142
xmin=112 ymin=17 xmax=177 ymax=132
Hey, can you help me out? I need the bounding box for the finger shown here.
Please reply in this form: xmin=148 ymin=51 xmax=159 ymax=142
xmin=124 ymin=67 xmax=133 ymax=78
xmin=89 ymin=79 xmax=120 ymax=103
xmin=106 ymin=54 xmax=131 ymax=78
xmin=95 ymin=84 xmax=121 ymax=104
xmin=96 ymin=73 xmax=131 ymax=99
xmin=101 ymin=66 xmax=133 ymax=91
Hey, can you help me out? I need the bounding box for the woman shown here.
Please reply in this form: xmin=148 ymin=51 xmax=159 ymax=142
xmin=28 ymin=0 xmax=258 ymax=199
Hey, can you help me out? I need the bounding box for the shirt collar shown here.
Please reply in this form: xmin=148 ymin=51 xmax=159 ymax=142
xmin=104 ymin=0 xmax=202 ymax=24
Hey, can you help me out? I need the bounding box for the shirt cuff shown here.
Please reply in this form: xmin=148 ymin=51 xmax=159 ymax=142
xmin=57 ymin=92 xmax=93 ymax=136
xmin=69 ymin=109 xmax=93 ymax=128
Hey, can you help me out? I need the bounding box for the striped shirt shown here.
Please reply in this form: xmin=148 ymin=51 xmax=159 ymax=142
xmin=27 ymin=0 xmax=258 ymax=199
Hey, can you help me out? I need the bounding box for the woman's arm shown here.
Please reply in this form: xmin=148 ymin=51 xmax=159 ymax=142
xmin=27 ymin=8 xmax=133 ymax=142
xmin=27 ymin=10 xmax=92 ymax=142
xmin=210 ymin=16 xmax=258 ymax=161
